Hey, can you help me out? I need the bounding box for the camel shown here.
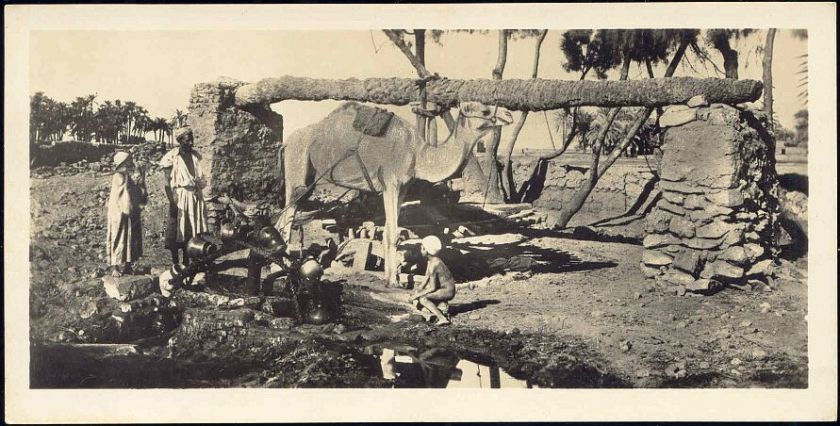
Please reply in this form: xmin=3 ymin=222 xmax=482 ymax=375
xmin=276 ymin=101 xmax=513 ymax=286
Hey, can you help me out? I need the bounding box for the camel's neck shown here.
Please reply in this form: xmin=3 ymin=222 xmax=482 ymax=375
xmin=413 ymin=116 xmax=484 ymax=183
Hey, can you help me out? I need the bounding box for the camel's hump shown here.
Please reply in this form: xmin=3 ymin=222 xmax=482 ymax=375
xmin=332 ymin=102 xmax=395 ymax=137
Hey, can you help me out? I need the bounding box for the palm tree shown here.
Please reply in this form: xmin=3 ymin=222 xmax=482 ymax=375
xmin=174 ymin=109 xmax=186 ymax=128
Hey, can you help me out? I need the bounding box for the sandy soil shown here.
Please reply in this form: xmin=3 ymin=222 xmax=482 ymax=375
xmin=28 ymin=169 xmax=808 ymax=388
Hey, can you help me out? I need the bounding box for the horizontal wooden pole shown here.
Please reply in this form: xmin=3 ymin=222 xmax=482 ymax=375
xmin=234 ymin=75 xmax=762 ymax=111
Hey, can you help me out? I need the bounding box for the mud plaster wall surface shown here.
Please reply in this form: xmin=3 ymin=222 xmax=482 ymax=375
xmin=188 ymin=78 xmax=283 ymax=229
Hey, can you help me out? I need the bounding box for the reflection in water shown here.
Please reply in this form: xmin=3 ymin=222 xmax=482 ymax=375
xmin=368 ymin=344 xmax=532 ymax=388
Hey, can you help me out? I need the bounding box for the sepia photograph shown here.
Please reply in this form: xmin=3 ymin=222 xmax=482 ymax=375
xmin=4 ymin=3 xmax=837 ymax=423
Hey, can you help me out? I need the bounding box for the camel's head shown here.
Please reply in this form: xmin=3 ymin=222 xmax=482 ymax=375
xmin=457 ymin=102 xmax=514 ymax=132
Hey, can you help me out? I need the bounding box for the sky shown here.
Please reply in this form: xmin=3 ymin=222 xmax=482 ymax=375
xmin=30 ymin=30 xmax=807 ymax=151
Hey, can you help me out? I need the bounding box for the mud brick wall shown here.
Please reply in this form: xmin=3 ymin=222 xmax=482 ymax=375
xmin=187 ymin=78 xmax=283 ymax=231
xmin=641 ymin=102 xmax=780 ymax=294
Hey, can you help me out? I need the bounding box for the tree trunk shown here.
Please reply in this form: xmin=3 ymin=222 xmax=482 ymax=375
xmin=712 ymin=37 xmax=739 ymax=79
xmin=481 ymin=30 xmax=510 ymax=204
xmin=550 ymin=39 xmax=690 ymax=229
xmin=763 ymin=28 xmax=776 ymax=130
xmin=414 ymin=29 xmax=428 ymax=141
xmin=502 ymin=29 xmax=548 ymax=201
xmin=235 ymin=76 xmax=763 ymax=110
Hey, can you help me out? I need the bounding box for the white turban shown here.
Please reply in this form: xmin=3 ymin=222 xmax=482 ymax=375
xmin=421 ymin=235 xmax=443 ymax=256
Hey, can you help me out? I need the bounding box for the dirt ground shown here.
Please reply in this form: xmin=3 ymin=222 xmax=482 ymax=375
xmin=28 ymin=168 xmax=809 ymax=388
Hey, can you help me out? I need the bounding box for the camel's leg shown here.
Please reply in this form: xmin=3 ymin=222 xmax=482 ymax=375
xmin=275 ymin=151 xmax=312 ymax=244
xmin=382 ymin=184 xmax=405 ymax=287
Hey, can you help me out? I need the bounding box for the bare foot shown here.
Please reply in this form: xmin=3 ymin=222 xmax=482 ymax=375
xmin=110 ymin=267 xmax=122 ymax=277
xmin=436 ymin=318 xmax=451 ymax=326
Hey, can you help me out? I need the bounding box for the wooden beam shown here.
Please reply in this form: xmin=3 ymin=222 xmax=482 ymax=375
xmin=234 ymin=75 xmax=762 ymax=111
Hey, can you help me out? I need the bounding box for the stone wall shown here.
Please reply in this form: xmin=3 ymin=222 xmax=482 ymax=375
xmin=452 ymin=156 xmax=660 ymax=221
xmin=187 ymin=77 xmax=283 ymax=231
xmin=641 ymin=102 xmax=780 ymax=294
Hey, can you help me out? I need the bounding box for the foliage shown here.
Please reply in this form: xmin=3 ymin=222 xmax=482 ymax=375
xmin=30 ymin=92 xmax=175 ymax=146
xmin=560 ymin=29 xmax=699 ymax=79
xmin=792 ymin=109 xmax=808 ymax=147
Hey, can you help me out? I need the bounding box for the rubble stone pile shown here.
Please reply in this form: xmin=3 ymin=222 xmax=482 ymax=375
xmin=188 ymin=77 xmax=284 ymax=231
xmin=641 ymin=100 xmax=780 ymax=294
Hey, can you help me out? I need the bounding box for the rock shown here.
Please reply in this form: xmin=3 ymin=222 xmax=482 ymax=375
xmin=668 ymin=216 xmax=696 ymax=238
xmin=739 ymin=320 xmax=753 ymax=328
xmin=744 ymin=244 xmax=765 ymax=262
xmin=261 ymin=297 xmax=297 ymax=317
xmin=468 ymin=313 xmax=481 ymax=320
xmin=687 ymin=95 xmax=709 ymax=107
xmin=719 ymin=246 xmax=748 ymax=265
xmin=684 ymin=236 xmax=725 ymax=250
xmin=662 ymin=269 xmax=696 ymax=287
xmin=682 ymin=194 xmax=707 ymax=210
xmin=688 ymin=205 xmax=734 ymax=223
xmin=705 ymin=189 xmax=744 ymax=208
xmin=676 ymin=321 xmax=688 ymax=328
xmin=102 ymin=275 xmax=156 ymax=301
xmin=619 ymin=340 xmax=632 ymax=352
xmin=660 ymin=180 xmax=708 ymax=194
xmin=730 ymin=357 xmax=743 ymax=366
xmin=686 ymin=278 xmax=715 ymax=292
xmin=590 ymin=310 xmax=605 ymax=318
xmin=672 ymin=250 xmax=701 ymax=274
xmin=267 ymin=317 xmax=295 ymax=330
xmin=645 ymin=210 xmax=672 ymax=233
xmin=659 ymin=200 xmax=687 ymax=216
xmin=696 ymin=221 xmax=736 ymax=239
xmin=642 ymin=233 xmax=680 ymax=248
xmin=640 ymin=264 xmax=661 ymax=279
xmin=661 ymin=191 xmax=685 ymax=204
xmin=665 ymin=361 xmax=687 ymax=378
xmin=642 ymin=250 xmax=673 ymax=266
xmin=635 ymin=369 xmax=651 ymax=378
xmin=751 ymin=349 xmax=768 ymax=361
xmin=660 ymin=105 xmax=697 ymax=128
xmin=710 ymin=260 xmax=744 ymax=279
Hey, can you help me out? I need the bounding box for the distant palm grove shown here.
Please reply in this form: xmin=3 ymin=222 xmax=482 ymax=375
xmin=29 ymin=92 xmax=186 ymax=146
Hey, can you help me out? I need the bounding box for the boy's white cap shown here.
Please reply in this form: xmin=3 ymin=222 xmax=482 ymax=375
xmin=113 ymin=151 xmax=131 ymax=169
xmin=421 ymin=235 xmax=442 ymax=256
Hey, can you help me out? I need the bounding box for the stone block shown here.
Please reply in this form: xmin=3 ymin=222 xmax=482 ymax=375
xmin=659 ymin=200 xmax=687 ymax=216
xmin=746 ymin=259 xmax=774 ymax=276
xmin=102 ymin=275 xmax=156 ymax=302
xmin=685 ymin=278 xmax=710 ymax=292
xmin=643 ymin=233 xmax=680 ymax=248
xmin=660 ymin=180 xmax=708 ymax=194
xmin=645 ymin=210 xmax=672 ymax=234
xmin=683 ymin=194 xmax=708 ymax=210
xmin=642 ymin=250 xmax=673 ymax=266
xmin=696 ymin=220 xmax=737 ymax=239
xmin=709 ymin=260 xmax=744 ymax=279
xmin=660 ymin=105 xmax=698 ymax=128
xmin=705 ymin=189 xmax=745 ymax=208
xmin=668 ymin=216 xmax=696 ymax=238
xmin=672 ymin=249 xmax=701 ymax=274
xmin=719 ymin=246 xmax=748 ymax=265
xmin=744 ymin=243 xmax=765 ymax=262
xmin=661 ymin=269 xmax=696 ymax=287
xmin=684 ymin=236 xmax=725 ymax=250
xmin=661 ymin=191 xmax=685 ymax=204
xmin=686 ymin=95 xmax=709 ymax=108
xmin=640 ymin=264 xmax=661 ymax=279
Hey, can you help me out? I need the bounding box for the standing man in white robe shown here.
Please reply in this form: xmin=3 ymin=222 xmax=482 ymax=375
xmin=161 ymin=127 xmax=208 ymax=265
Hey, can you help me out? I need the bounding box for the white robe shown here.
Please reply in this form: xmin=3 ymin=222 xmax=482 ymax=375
xmin=169 ymin=150 xmax=208 ymax=243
